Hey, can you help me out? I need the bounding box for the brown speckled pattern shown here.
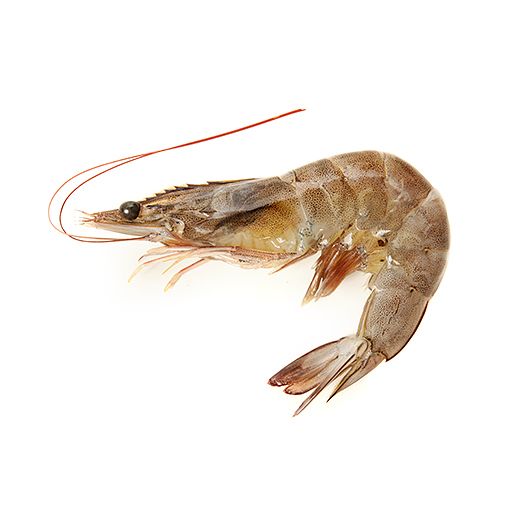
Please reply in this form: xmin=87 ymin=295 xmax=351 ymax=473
xmin=90 ymin=151 xmax=449 ymax=409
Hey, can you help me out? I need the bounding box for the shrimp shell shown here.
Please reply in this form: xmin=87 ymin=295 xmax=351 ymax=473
xmin=86 ymin=151 xmax=449 ymax=415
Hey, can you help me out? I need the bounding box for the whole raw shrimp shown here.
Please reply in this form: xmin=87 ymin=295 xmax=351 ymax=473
xmin=84 ymin=151 xmax=449 ymax=415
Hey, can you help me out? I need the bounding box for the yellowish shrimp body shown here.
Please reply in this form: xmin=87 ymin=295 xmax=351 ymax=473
xmin=86 ymin=151 xmax=449 ymax=415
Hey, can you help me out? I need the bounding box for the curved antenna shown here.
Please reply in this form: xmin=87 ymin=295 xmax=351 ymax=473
xmin=48 ymin=108 xmax=306 ymax=243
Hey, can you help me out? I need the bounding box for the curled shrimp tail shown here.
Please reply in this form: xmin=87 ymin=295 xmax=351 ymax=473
xmin=268 ymin=336 xmax=385 ymax=416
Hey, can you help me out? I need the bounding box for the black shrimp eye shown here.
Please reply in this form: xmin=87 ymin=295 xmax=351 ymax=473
xmin=119 ymin=201 xmax=141 ymax=220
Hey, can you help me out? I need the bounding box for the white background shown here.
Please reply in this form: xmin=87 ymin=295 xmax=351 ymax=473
xmin=1 ymin=1 xmax=511 ymax=511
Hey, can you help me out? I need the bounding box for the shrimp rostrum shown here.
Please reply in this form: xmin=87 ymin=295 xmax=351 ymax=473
xmin=84 ymin=151 xmax=449 ymax=415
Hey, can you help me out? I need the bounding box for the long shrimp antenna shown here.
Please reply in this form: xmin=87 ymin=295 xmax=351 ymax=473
xmin=48 ymin=108 xmax=305 ymax=243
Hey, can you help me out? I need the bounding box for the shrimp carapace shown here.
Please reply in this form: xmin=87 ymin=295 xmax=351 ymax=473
xmin=85 ymin=151 xmax=449 ymax=415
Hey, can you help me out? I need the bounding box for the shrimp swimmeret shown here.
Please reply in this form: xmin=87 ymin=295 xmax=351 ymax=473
xmin=83 ymin=151 xmax=449 ymax=415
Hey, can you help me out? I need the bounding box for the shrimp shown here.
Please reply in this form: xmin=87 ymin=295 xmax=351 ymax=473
xmin=83 ymin=151 xmax=449 ymax=415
